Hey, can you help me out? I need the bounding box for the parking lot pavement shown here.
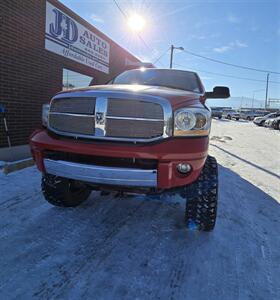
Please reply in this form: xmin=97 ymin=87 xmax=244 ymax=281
xmin=0 ymin=120 xmax=279 ymax=300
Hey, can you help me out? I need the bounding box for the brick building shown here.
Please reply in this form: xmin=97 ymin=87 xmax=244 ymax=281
xmin=0 ymin=0 xmax=143 ymax=161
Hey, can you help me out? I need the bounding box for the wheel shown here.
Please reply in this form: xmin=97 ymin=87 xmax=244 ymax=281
xmin=185 ymin=156 xmax=218 ymax=231
xmin=235 ymin=118 xmax=239 ymax=121
xmin=227 ymin=115 xmax=231 ymax=120
xmin=273 ymin=122 xmax=280 ymax=130
xmin=218 ymin=116 xmax=222 ymax=119
xmin=260 ymin=120 xmax=265 ymax=126
xmin=42 ymin=174 xmax=91 ymax=207
xmin=246 ymin=116 xmax=251 ymax=121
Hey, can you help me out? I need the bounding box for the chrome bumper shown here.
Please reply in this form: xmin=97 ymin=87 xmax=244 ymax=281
xmin=44 ymin=159 xmax=157 ymax=187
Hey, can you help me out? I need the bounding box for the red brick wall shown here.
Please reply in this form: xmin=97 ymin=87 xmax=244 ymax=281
xmin=0 ymin=0 xmax=141 ymax=147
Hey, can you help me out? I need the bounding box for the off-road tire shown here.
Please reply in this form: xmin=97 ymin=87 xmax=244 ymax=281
xmin=185 ymin=156 xmax=218 ymax=231
xmin=42 ymin=174 xmax=91 ymax=207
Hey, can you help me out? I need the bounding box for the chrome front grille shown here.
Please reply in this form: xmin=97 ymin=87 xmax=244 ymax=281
xmin=48 ymin=92 xmax=172 ymax=142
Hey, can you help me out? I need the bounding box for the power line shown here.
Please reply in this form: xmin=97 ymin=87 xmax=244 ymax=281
xmin=173 ymin=63 xmax=280 ymax=84
xmin=182 ymin=49 xmax=280 ymax=75
xmin=112 ymin=0 xmax=165 ymax=67
xmin=153 ymin=47 xmax=170 ymax=64
xmin=112 ymin=0 xmax=151 ymax=51
xmin=113 ymin=1 xmax=279 ymax=75
xmin=112 ymin=0 xmax=127 ymax=18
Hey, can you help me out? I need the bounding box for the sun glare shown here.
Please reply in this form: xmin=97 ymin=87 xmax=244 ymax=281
xmin=128 ymin=14 xmax=146 ymax=32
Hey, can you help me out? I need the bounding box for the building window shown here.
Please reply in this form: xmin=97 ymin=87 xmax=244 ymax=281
xmin=63 ymin=69 xmax=93 ymax=91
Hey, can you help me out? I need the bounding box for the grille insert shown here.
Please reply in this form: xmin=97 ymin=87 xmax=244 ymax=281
xmin=106 ymin=119 xmax=164 ymax=138
xmin=107 ymin=99 xmax=163 ymax=119
xmin=50 ymin=97 xmax=95 ymax=114
xmin=49 ymin=113 xmax=94 ymax=135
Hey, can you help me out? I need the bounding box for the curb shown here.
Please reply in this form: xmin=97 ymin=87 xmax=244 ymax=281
xmin=1 ymin=158 xmax=34 ymax=175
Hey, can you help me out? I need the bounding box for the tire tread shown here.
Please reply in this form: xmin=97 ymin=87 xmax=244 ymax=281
xmin=185 ymin=156 xmax=218 ymax=231
xmin=42 ymin=174 xmax=90 ymax=207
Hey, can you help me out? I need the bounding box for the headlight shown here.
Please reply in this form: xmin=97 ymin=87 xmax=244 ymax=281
xmin=174 ymin=108 xmax=211 ymax=136
xmin=42 ymin=104 xmax=50 ymax=127
xmin=175 ymin=110 xmax=196 ymax=131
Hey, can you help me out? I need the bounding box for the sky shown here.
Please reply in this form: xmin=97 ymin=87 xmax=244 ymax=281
xmin=60 ymin=0 xmax=280 ymax=108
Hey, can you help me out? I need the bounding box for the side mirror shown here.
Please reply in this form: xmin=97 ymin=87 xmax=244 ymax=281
xmin=205 ymin=86 xmax=230 ymax=99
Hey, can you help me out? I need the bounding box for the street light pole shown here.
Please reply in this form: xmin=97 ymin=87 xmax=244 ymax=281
xmin=169 ymin=45 xmax=184 ymax=69
xmin=170 ymin=45 xmax=174 ymax=69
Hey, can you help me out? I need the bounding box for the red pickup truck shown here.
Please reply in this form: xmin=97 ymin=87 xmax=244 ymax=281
xmin=30 ymin=68 xmax=229 ymax=231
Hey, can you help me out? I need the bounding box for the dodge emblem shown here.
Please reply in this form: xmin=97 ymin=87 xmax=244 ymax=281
xmin=96 ymin=112 xmax=105 ymax=124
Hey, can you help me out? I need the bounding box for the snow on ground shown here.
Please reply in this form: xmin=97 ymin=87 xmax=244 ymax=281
xmin=0 ymin=120 xmax=279 ymax=300
xmin=210 ymin=119 xmax=280 ymax=200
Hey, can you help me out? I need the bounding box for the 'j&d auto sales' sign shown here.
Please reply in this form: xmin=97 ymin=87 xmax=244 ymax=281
xmin=45 ymin=1 xmax=110 ymax=74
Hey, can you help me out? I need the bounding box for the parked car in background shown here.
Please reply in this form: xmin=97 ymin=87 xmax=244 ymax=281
xmin=211 ymin=107 xmax=223 ymax=119
xmin=239 ymin=110 xmax=267 ymax=121
xmin=264 ymin=119 xmax=273 ymax=127
xmin=222 ymin=109 xmax=240 ymax=120
xmin=265 ymin=116 xmax=279 ymax=128
xmin=271 ymin=116 xmax=280 ymax=130
xmin=253 ymin=112 xmax=280 ymax=126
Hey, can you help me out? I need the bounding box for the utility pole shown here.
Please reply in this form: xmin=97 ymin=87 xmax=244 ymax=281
xmin=265 ymin=73 xmax=269 ymax=109
xmin=170 ymin=45 xmax=174 ymax=69
xmin=169 ymin=45 xmax=184 ymax=69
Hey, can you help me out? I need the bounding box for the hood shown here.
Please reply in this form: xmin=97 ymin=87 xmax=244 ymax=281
xmin=254 ymin=116 xmax=265 ymax=120
xmin=58 ymin=84 xmax=202 ymax=109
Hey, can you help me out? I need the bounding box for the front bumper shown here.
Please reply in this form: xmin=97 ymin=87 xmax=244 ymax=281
xmin=30 ymin=130 xmax=208 ymax=189
xmin=44 ymin=159 xmax=157 ymax=187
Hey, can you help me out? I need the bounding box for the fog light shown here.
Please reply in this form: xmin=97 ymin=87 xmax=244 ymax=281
xmin=177 ymin=163 xmax=191 ymax=174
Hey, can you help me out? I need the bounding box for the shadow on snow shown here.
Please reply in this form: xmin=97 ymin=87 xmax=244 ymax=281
xmin=0 ymin=165 xmax=279 ymax=300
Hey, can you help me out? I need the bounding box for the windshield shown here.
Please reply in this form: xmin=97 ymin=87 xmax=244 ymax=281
xmin=111 ymin=69 xmax=203 ymax=93
xmin=266 ymin=113 xmax=276 ymax=118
